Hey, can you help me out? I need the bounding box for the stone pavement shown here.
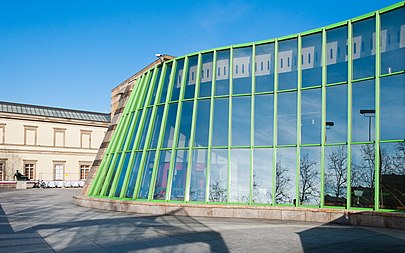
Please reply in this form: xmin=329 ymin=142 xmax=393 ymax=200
xmin=1 ymin=189 xmax=404 ymax=253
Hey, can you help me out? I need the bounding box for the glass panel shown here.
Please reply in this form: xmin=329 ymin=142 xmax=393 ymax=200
xmin=253 ymin=148 xmax=272 ymax=204
xmin=137 ymin=151 xmax=155 ymax=199
xmin=278 ymin=91 xmax=297 ymax=145
xmin=128 ymin=111 xmax=142 ymax=150
xmin=140 ymin=74 xmax=154 ymax=107
xmin=159 ymin=63 xmax=172 ymax=103
xmin=301 ymin=89 xmax=321 ymax=144
xmin=125 ymin=152 xmax=143 ymax=198
xmin=120 ymin=112 xmax=135 ymax=151
xmin=96 ymin=155 xmax=114 ymax=196
xmin=161 ymin=103 xmax=178 ymax=148
xmin=138 ymin=108 xmax=152 ymax=150
xmin=215 ymin=50 xmax=230 ymax=96
xmin=199 ymin=53 xmax=213 ymax=97
xmin=171 ymin=59 xmax=185 ymax=101
xmin=105 ymin=153 xmax=122 ymax=196
xmin=352 ymin=18 xmax=375 ymax=80
xmin=351 ymin=144 xmax=375 ymax=208
xmin=194 ymin=99 xmax=211 ymax=147
xmin=232 ymin=96 xmax=251 ymax=146
xmin=184 ymin=56 xmax=198 ymax=99
xmin=177 ymin=101 xmax=194 ymax=148
xmin=209 ymin=149 xmax=228 ymax=202
xmin=255 ymin=43 xmax=275 ymax=93
xmin=149 ymin=106 xmax=164 ymax=148
xmin=381 ymin=74 xmax=405 ymax=140
xmin=254 ymin=94 xmax=274 ymax=146
xmin=381 ymin=7 xmax=405 ymax=75
xmin=299 ymin=147 xmax=321 ymax=206
xmin=170 ymin=150 xmax=188 ymax=201
xmin=324 ymin=145 xmax=347 ymax=206
xmin=153 ymin=150 xmax=171 ymax=200
xmin=327 ymin=25 xmax=348 ymax=84
xmin=233 ymin=47 xmax=252 ymax=95
xmin=149 ymin=67 xmax=162 ymax=106
xmin=230 ymin=149 xmax=250 ymax=203
xmin=212 ymin=98 xmax=229 ymax=147
xmin=190 ymin=149 xmax=208 ymax=202
xmin=352 ymin=79 xmax=375 ymax=142
xmin=326 ymin=84 xmax=347 ymax=144
xmin=275 ymin=148 xmax=296 ymax=204
xmin=380 ymin=142 xmax=405 ymax=210
xmin=114 ymin=152 xmax=131 ymax=197
xmin=302 ymin=33 xmax=322 ymax=88
xmin=278 ymin=38 xmax=298 ymax=90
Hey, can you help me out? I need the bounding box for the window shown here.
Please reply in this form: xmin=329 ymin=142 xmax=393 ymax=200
xmin=80 ymin=130 xmax=91 ymax=148
xmin=0 ymin=161 xmax=5 ymax=181
xmin=80 ymin=164 xmax=91 ymax=180
xmin=54 ymin=163 xmax=65 ymax=181
xmin=24 ymin=126 xmax=37 ymax=146
xmin=54 ymin=128 xmax=65 ymax=147
xmin=24 ymin=161 xmax=36 ymax=180
xmin=0 ymin=124 xmax=5 ymax=144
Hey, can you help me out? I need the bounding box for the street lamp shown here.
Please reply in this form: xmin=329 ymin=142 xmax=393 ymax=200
xmin=359 ymin=109 xmax=375 ymax=141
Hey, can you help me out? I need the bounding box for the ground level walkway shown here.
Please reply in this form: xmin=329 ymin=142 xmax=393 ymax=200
xmin=1 ymin=189 xmax=404 ymax=253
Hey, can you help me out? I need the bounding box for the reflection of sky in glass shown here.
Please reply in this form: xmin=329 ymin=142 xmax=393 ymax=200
xmin=149 ymin=67 xmax=162 ymax=106
xmin=126 ymin=152 xmax=143 ymax=198
xmin=184 ymin=56 xmax=198 ymax=99
xmin=161 ymin=103 xmax=178 ymax=148
xmin=194 ymin=99 xmax=210 ymax=147
xmin=352 ymin=18 xmax=375 ymax=80
xmin=160 ymin=63 xmax=172 ymax=103
xmin=326 ymin=26 xmax=348 ymax=84
xmin=199 ymin=53 xmax=213 ymax=97
xmin=136 ymin=151 xmax=154 ymax=199
xmin=215 ymin=50 xmax=230 ymax=96
xmin=209 ymin=149 xmax=228 ymax=202
xmin=232 ymin=96 xmax=251 ymax=146
xmin=149 ymin=106 xmax=164 ymax=148
xmin=302 ymin=33 xmax=322 ymax=88
xmin=326 ymin=85 xmax=347 ymax=143
xmin=153 ymin=150 xmax=171 ymax=200
xmin=301 ymin=89 xmax=321 ymax=144
xmin=170 ymin=150 xmax=188 ymax=200
xmin=254 ymin=94 xmax=273 ymax=146
xmin=230 ymin=149 xmax=250 ymax=203
xmin=190 ymin=149 xmax=207 ymax=202
xmin=253 ymin=148 xmax=272 ymax=204
xmin=278 ymin=38 xmax=298 ymax=90
xmin=233 ymin=47 xmax=252 ymax=95
xmin=278 ymin=91 xmax=297 ymax=145
xmin=352 ymin=80 xmax=375 ymax=142
xmin=177 ymin=101 xmax=193 ymax=148
xmin=276 ymin=148 xmax=296 ymax=204
xmin=255 ymin=43 xmax=274 ymax=92
xmin=212 ymin=98 xmax=229 ymax=146
xmin=171 ymin=59 xmax=185 ymax=101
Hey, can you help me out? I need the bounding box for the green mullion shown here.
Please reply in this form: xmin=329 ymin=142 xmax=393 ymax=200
xmin=379 ymin=1 xmax=404 ymax=14
xmin=108 ymin=67 xmax=159 ymax=197
xmin=320 ymin=28 xmax=327 ymax=207
xmin=296 ymin=35 xmax=302 ymax=207
xmin=212 ymin=95 xmax=230 ymax=99
xmin=277 ymin=88 xmax=298 ymax=93
xmin=100 ymin=71 xmax=152 ymax=196
xmin=300 ymin=144 xmax=321 ymax=147
xmin=352 ymin=76 xmax=375 ymax=83
xmin=325 ymin=142 xmax=347 ymax=146
xmin=301 ymin=85 xmax=322 ymax=91
xmin=253 ymin=145 xmax=274 ymax=149
xmin=120 ymin=64 xmax=168 ymax=198
xmin=227 ymin=47 xmax=233 ymax=203
xmin=250 ymin=45 xmax=256 ymax=204
xmin=231 ymin=93 xmax=251 ymax=98
xmin=166 ymin=56 xmax=189 ymax=201
xmin=206 ymin=50 xmax=217 ymax=203
xmin=147 ymin=60 xmax=178 ymax=200
xmin=276 ymin=144 xmax=297 ymax=148
xmin=272 ymin=40 xmax=279 ymax=205
xmin=185 ymin=53 xmax=202 ymax=202
xmin=374 ymin=12 xmax=381 ymax=211
xmin=89 ymin=76 xmax=144 ymax=196
xmin=253 ymin=91 xmax=275 ymax=96
xmin=326 ymin=81 xmax=348 ymax=87
xmin=380 ymin=70 xmax=405 ymax=77
xmin=346 ymin=21 xmax=353 ymax=209
xmin=380 ymin=139 xmax=405 ymax=143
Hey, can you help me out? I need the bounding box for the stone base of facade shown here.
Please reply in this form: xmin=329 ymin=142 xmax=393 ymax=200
xmin=73 ymin=195 xmax=405 ymax=230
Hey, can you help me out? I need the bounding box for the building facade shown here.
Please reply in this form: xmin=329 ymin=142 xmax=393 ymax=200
xmin=87 ymin=2 xmax=405 ymax=212
xmin=0 ymin=101 xmax=109 ymax=183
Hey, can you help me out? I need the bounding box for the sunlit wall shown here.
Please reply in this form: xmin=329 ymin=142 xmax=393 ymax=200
xmin=89 ymin=2 xmax=405 ymax=211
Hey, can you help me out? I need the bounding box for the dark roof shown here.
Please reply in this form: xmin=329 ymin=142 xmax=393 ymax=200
xmin=0 ymin=101 xmax=110 ymax=123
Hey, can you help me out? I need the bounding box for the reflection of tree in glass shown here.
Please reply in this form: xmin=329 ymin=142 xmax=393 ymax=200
xmin=252 ymin=172 xmax=272 ymax=203
xmin=299 ymin=152 xmax=320 ymax=205
xmin=325 ymin=146 xmax=347 ymax=204
xmin=209 ymin=180 xmax=227 ymax=202
xmin=275 ymin=159 xmax=292 ymax=203
xmin=352 ymin=145 xmax=375 ymax=188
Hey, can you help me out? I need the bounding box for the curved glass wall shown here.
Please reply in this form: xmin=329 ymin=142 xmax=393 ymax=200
xmin=89 ymin=2 xmax=405 ymax=212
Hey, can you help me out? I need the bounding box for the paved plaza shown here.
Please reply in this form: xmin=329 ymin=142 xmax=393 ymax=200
xmin=1 ymin=189 xmax=405 ymax=253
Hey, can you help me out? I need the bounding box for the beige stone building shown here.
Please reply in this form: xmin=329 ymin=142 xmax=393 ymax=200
xmin=0 ymin=101 xmax=109 ymax=183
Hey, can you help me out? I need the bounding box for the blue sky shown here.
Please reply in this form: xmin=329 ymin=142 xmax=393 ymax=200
xmin=0 ymin=0 xmax=401 ymax=113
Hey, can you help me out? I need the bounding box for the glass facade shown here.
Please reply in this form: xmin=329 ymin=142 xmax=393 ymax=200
xmin=89 ymin=3 xmax=405 ymax=212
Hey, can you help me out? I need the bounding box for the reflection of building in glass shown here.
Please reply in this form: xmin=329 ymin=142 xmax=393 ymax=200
xmin=85 ymin=2 xmax=405 ymax=212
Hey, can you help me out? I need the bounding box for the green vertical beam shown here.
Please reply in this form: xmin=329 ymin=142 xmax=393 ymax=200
xmin=147 ymin=60 xmax=178 ymax=200
xmin=347 ymin=21 xmax=353 ymax=209
xmin=206 ymin=51 xmax=217 ymax=203
xmin=374 ymin=12 xmax=381 ymax=211
xmin=320 ymin=28 xmax=327 ymax=207
xmin=108 ymin=67 xmax=158 ymax=197
xmin=166 ymin=56 xmax=189 ymax=201
xmin=250 ymin=45 xmax=256 ymax=204
xmin=228 ymin=48 xmax=233 ymax=202
xmin=296 ymin=35 xmax=302 ymax=206
xmin=272 ymin=40 xmax=279 ymax=205
xmin=100 ymin=71 xmax=152 ymax=196
xmin=185 ymin=53 xmax=202 ymax=202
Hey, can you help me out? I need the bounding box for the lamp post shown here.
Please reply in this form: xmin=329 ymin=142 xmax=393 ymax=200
xmin=359 ymin=109 xmax=375 ymax=142
xmin=325 ymin=121 xmax=334 ymax=142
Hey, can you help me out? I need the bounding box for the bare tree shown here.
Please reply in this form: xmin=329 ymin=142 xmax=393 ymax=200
xmin=275 ymin=159 xmax=292 ymax=203
xmin=209 ymin=179 xmax=227 ymax=202
xmin=325 ymin=146 xmax=347 ymax=204
xmin=299 ymin=152 xmax=320 ymax=205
